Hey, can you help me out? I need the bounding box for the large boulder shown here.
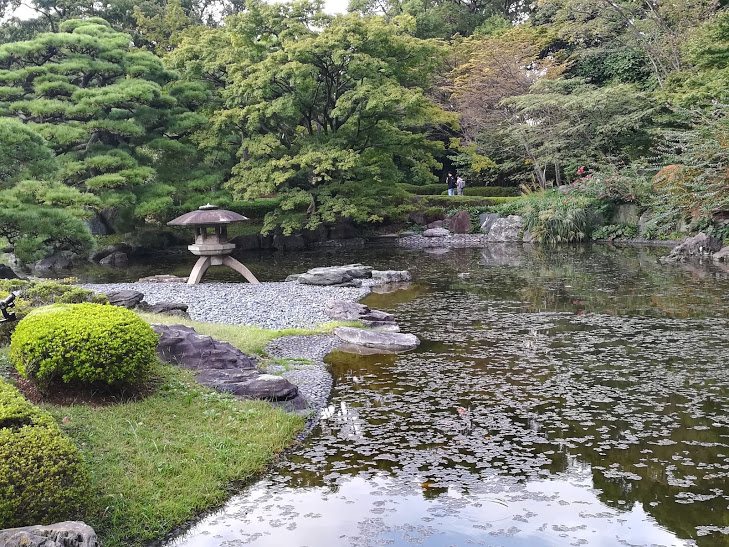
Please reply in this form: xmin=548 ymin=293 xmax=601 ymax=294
xmin=0 ymin=522 xmax=98 ymax=547
xmin=272 ymin=233 xmax=306 ymax=251
xmin=98 ymin=251 xmax=128 ymax=266
xmin=144 ymin=301 xmax=189 ymax=318
xmin=333 ymin=326 xmax=420 ymax=352
xmin=611 ymin=203 xmax=641 ymax=225
xmin=423 ymin=227 xmax=450 ymax=237
xmin=231 ymin=234 xmax=260 ymax=251
xmin=105 ymin=290 xmax=144 ymax=309
xmin=479 ymin=213 xmax=500 ymax=234
xmin=408 ymin=211 xmax=426 ymax=226
xmin=153 ymin=324 xmax=302 ymax=404
xmin=34 ymin=252 xmax=72 ymax=273
xmin=85 ymin=212 xmax=112 ymax=236
xmin=486 ymin=215 xmax=524 ymax=242
xmin=90 ymin=243 xmax=133 ymax=263
xmin=425 ymin=220 xmax=444 ymax=229
xmin=297 ymin=264 xmax=372 ymax=286
xmin=0 ymin=264 xmax=18 ymax=279
xmin=328 ymin=222 xmax=359 ymax=240
xmin=371 ymin=270 xmax=412 ymax=283
xmin=450 ymin=211 xmax=472 ymax=234
xmin=713 ymin=246 xmax=729 ymax=262
xmin=663 ymin=232 xmax=724 ymax=262
xmin=325 ymin=301 xmax=395 ymax=325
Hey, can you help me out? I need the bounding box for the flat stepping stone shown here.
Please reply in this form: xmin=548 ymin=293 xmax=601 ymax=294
xmin=333 ymin=326 xmax=419 ymax=352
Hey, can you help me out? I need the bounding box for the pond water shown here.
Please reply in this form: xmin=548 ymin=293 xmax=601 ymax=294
xmin=133 ymin=244 xmax=729 ymax=547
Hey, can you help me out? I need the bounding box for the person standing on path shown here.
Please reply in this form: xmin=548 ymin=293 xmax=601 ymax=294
xmin=456 ymin=175 xmax=466 ymax=196
xmin=446 ymin=172 xmax=457 ymax=196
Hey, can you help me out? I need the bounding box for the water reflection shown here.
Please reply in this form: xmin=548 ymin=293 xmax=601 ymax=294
xmin=163 ymin=245 xmax=729 ymax=546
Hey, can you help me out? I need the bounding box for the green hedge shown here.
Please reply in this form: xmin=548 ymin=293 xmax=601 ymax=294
xmin=397 ymin=183 xmax=445 ymax=195
xmin=0 ymin=379 xmax=90 ymax=528
xmin=463 ymin=186 xmax=520 ymax=197
xmin=421 ymin=196 xmax=519 ymax=208
xmin=0 ymin=280 xmax=107 ymax=347
xmin=399 ymin=184 xmax=520 ymax=197
xmin=11 ymin=303 xmax=158 ymax=388
xmin=230 ymin=198 xmax=281 ymax=220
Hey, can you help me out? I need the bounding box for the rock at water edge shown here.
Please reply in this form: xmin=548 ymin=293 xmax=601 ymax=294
xmin=479 ymin=213 xmax=500 ymax=234
xmin=423 ymin=228 xmax=450 ymax=237
xmin=486 ymin=215 xmax=524 ymax=242
xmin=450 ymin=211 xmax=472 ymax=234
xmin=0 ymin=521 xmax=98 ymax=547
xmin=663 ymin=232 xmax=723 ymax=262
xmin=0 ymin=264 xmax=18 ymax=279
xmin=713 ymin=246 xmax=729 ymax=262
xmin=333 ymin=326 xmax=419 ymax=352
xmin=372 ymin=270 xmax=412 ymax=283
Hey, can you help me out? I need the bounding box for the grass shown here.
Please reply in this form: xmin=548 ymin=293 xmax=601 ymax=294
xmin=44 ymin=362 xmax=304 ymax=547
xmin=0 ymin=310 xmax=355 ymax=545
xmin=136 ymin=311 xmax=360 ymax=355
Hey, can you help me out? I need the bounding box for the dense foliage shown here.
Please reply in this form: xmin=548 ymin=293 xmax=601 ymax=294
xmin=11 ymin=303 xmax=157 ymax=388
xmin=0 ymin=379 xmax=91 ymax=527
xmin=0 ymin=0 xmax=727 ymax=253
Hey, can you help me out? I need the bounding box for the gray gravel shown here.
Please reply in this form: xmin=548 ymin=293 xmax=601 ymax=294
xmin=264 ymin=334 xmax=340 ymax=417
xmin=81 ymin=280 xmax=379 ymax=330
xmin=398 ymin=233 xmax=490 ymax=248
xmin=81 ymin=278 xmax=390 ymax=417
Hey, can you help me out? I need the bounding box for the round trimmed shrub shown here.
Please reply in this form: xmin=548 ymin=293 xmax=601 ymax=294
xmin=0 ymin=280 xmax=107 ymax=347
xmin=10 ymin=303 xmax=158 ymax=387
xmin=0 ymin=380 xmax=90 ymax=528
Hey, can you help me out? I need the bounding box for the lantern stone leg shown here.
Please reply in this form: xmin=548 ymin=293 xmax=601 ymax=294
xmin=168 ymin=204 xmax=261 ymax=285
xmin=187 ymin=255 xmax=260 ymax=285
xmin=222 ymin=256 xmax=259 ymax=284
xmin=187 ymin=256 xmax=212 ymax=285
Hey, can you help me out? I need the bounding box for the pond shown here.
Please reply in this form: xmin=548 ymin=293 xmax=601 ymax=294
xmin=99 ymin=243 xmax=729 ymax=547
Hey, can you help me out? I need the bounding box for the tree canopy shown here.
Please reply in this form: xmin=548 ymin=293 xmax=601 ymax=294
xmin=0 ymin=0 xmax=727 ymax=258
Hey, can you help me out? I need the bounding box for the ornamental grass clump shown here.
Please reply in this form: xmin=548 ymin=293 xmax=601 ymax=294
xmin=0 ymin=379 xmax=90 ymax=528
xmin=11 ymin=303 xmax=158 ymax=389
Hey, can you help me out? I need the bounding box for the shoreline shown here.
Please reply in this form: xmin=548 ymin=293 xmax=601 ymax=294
xmin=81 ymin=276 xmax=385 ymax=421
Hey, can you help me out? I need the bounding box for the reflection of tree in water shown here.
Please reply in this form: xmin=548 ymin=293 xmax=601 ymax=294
xmin=266 ymin=246 xmax=729 ymax=544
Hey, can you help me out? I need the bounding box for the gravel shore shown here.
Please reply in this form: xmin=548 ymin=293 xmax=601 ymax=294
xmin=398 ymin=233 xmax=490 ymax=248
xmin=81 ymin=280 xmax=379 ymax=330
xmin=81 ymin=278 xmax=387 ymax=416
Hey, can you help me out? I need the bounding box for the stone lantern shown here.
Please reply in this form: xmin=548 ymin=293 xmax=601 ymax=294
xmin=167 ymin=204 xmax=260 ymax=285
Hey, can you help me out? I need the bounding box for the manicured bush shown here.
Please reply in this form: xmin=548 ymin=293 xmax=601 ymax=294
xmin=423 ymin=207 xmax=445 ymax=223
xmin=11 ymin=303 xmax=158 ymax=388
xmin=0 ymin=380 xmax=54 ymax=430
xmin=463 ymin=186 xmax=520 ymax=197
xmin=422 ymin=196 xmax=518 ymax=208
xmin=0 ymin=379 xmax=90 ymax=528
xmin=0 ymin=280 xmax=107 ymax=347
xmin=397 ymin=183 xmax=445 ymax=195
xmin=230 ymin=198 xmax=282 ymax=220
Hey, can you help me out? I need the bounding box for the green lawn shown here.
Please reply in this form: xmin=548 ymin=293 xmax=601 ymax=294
xmin=1 ymin=310 xmax=356 ymax=545
xmin=3 ymin=314 xmax=357 ymax=546
xmin=46 ymin=362 xmax=304 ymax=546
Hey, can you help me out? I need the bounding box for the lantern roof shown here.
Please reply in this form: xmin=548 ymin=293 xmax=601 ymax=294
xmin=167 ymin=204 xmax=249 ymax=226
